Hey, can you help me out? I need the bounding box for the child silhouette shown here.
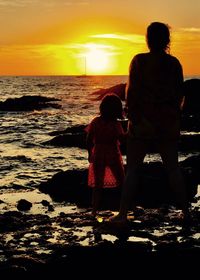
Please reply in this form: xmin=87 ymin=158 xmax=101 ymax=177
xmin=86 ymin=93 xmax=126 ymax=216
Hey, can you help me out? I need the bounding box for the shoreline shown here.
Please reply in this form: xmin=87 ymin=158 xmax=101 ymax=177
xmin=0 ymin=203 xmax=200 ymax=275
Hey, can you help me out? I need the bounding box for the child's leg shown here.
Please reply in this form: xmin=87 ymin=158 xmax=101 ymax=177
xmin=92 ymin=188 xmax=102 ymax=216
xmin=92 ymin=162 xmax=104 ymax=216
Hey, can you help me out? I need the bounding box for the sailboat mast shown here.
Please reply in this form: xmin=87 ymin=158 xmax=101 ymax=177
xmin=84 ymin=56 xmax=87 ymax=76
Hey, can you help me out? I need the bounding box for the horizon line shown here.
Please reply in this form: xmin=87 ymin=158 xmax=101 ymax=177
xmin=0 ymin=74 xmax=129 ymax=77
xmin=0 ymin=74 xmax=199 ymax=77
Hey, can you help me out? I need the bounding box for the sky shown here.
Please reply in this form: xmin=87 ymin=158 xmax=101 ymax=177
xmin=0 ymin=0 xmax=200 ymax=76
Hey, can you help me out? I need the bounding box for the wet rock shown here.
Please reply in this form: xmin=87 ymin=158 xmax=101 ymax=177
xmin=181 ymin=113 xmax=200 ymax=132
xmin=17 ymin=199 xmax=32 ymax=211
xmin=0 ymin=207 xmax=199 ymax=275
xmin=38 ymin=155 xmax=199 ymax=209
xmin=41 ymin=200 xmax=50 ymax=207
xmin=49 ymin=124 xmax=87 ymax=136
xmin=3 ymin=256 xmax=45 ymax=275
xmin=43 ymin=123 xmax=199 ymax=152
xmin=43 ymin=132 xmax=87 ymax=148
xmin=0 ymin=95 xmax=61 ymax=111
xmin=179 ymin=134 xmax=200 ymax=151
xmin=47 ymin=205 xmax=54 ymax=212
xmin=90 ymin=83 xmax=126 ymax=101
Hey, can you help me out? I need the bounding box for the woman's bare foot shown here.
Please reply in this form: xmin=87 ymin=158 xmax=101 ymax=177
xmin=108 ymin=214 xmax=128 ymax=224
xmin=91 ymin=210 xmax=98 ymax=217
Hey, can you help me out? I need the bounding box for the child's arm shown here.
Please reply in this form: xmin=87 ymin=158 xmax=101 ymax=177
xmin=85 ymin=120 xmax=95 ymax=163
xmin=86 ymin=131 xmax=94 ymax=163
xmin=117 ymin=120 xmax=127 ymax=143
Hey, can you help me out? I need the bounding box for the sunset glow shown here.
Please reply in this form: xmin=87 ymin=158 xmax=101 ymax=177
xmin=0 ymin=0 xmax=200 ymax=76
xmin=85 ymin=46 xmax=109 ymax=74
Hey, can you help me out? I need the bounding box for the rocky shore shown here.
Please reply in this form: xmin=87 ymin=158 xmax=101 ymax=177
xmin=0 ymin=78 xmax=200 ymax=276
xmin=0 ymin=154 xmax=200 ymax=275
xmin=0 ymin=201 xmax=200 ymax=276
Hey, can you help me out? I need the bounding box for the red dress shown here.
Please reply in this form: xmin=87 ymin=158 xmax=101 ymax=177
xmin=86 ymin=116 xmax=125 ymax=188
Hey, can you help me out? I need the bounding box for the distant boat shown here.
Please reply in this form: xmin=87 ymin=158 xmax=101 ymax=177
xmin=76 ymin=56 xmax=90 ymax=78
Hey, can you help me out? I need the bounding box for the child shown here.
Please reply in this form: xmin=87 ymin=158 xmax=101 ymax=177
xmin=86 ymin=93 xmax=126 ymax=217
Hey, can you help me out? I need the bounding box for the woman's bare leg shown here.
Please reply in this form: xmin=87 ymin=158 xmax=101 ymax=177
xmin=158 ymin=141 xmax=189 ymax=216
xmin=110 ymin=138 xmax=147 ymax=222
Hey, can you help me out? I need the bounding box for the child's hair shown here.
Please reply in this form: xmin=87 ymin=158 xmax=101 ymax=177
xmin=99 ymin=93 xmax=123 ymax=120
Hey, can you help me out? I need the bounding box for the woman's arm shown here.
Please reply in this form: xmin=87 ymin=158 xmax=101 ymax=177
xmin=126 ymin=55 xmax=143 ymax=124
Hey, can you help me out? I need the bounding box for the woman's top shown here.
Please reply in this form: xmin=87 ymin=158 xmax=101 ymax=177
xmin=126 ymin=51 xmax=184 ymax=140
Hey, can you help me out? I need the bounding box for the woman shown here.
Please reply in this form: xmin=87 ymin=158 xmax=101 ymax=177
xmin=110 ymin=22 xmax=190 ymax=225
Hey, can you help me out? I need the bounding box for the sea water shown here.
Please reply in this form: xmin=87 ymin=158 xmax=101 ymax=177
xmin=0 ymin=75 xmax=199 ymax=213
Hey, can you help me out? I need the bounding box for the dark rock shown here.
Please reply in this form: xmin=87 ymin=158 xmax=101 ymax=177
xmin=0 ymin=211 xmax=51 ymax=234
xmin=17 ymin=199 xmax=32 ymax=211
xmin=90 ymin=83 xmax=126 ymax=101
xmin=47 ymin=205 xmax=54 ymax=212
xmin=178 ymin=134 xmax=200 ymax=151
xmin=41 ymin=200 xmax=50 ymax=206
xmin=49 ymin=124 xmax=87 ymax=136
xmin=0 ymin=95 xmax=61 ymax=111
xmin=181 ymin=113 xmax=200 ymax=132
xmin=43 ymin=133 xmax=86 ymax=148
xmin=43 ymin=79 xmax=200 ymax=149
xmin=38 ymin=155 xmax=199 ymax=209
xmin=183 ymin=79 xmax=200 ymax=114
xmin=43 ymin=123 xmax=199 ymax=152
xmin=0 ymin=207 xmax=199 ymax=275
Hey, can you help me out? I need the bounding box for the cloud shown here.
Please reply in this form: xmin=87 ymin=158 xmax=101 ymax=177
xmin=91 ymin=33 xmax=145 ymax=44
xmin=179 ymin=27 xmax=200 ymax=33
xmin=0 ymin=0 xmax=38 ymax=7
xmin=172 ymin=27 xmax=200 ymax=54
xmin=0 ymin=0 xmax=39 ymax=7
xmin=0 ymin=0 xmax=89 ymax=8
xmin=0 ymin=44 xmax=70 ymax=59
xmin=64 ymin=42 xmax=119 ymax=58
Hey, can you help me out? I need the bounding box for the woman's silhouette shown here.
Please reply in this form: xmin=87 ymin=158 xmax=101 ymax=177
xmin=110 ymin=22 xmax=190 ymax=224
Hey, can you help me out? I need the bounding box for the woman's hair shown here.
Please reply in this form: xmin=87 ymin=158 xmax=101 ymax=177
xmin=146 ymin=22 xmax=170 ymax=53
xmin=100 ymin=93 xmax=123 ymax=120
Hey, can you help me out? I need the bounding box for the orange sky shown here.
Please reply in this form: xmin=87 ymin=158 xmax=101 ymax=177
xmin=0 ymin=0 xmax=200 ymax=76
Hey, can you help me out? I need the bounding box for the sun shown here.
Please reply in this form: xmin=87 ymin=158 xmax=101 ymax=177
xmin=85 ymin=45 xmax=109 ymax=74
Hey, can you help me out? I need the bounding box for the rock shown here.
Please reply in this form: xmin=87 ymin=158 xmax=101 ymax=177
xmin=17 ymin=199 xmax=32 ymax=211
xmin=90 ymin=83 xmax=126 ymax=101
xmin=0 ymin=95 xmax=61 ymax=111
xmin=49 ymin=124 xmax=87 ymax=136
xmin=41 ymin=200 xmax=50 ymax=206
xmin=183 ymin=79 xmax=200 ymax=114
xmin=43 ymin=126 xmax=199 ymax=154
xmin=48 ymin=205 xmax=54 ymax=212
xmin=38 ymin=155 xmax=199 ymax=209
xmin=0 ymin=208 xmax=199 ymax=275
xmin=43 ymin=133 xmax=87 ymax=148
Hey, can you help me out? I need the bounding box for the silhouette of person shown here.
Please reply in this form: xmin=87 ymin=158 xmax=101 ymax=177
xmin=110 ymin=22 xmax=190 ymax=224
xmin=86 ymin=93 xmax=126 ymax=216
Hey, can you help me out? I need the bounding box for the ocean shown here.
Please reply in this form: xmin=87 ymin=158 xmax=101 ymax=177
xmin=0 ymin=75 xmax=199 ymax=214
